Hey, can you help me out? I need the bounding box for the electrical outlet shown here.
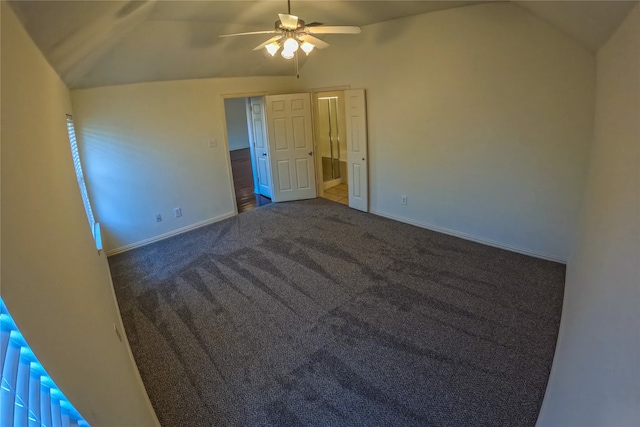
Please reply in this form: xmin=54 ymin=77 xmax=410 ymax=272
xmin=209 ymin=138 xmax=217 ymax=148
xmin=174 ymin=207 xmax=182 ymax=218
xmin=156 ymin=214 xmax=162 ymax=222
xmin=401 ymin=195 xmax=408 ymax=205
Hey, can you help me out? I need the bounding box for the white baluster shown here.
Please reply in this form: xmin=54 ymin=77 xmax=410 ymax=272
xmin=13 ymin=351 xmax=30 ymax=427
xmin=1 ymin=340 xmax=21 ymax=425
xmin=40 ymin=382 xmax=52 ymax=427
xmin=27 ymin=365 xmax=41 ymax=427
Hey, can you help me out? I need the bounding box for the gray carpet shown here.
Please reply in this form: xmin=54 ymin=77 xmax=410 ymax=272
xmin=109 ymin=199 xmax=564 ymax=427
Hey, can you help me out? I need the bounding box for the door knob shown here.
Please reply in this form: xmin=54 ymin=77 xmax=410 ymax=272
xmin=362 ymin=158 xmax=365 ymax=161
xmin=308 ymin=151 xmax=313 ymax=156
xmin=262 ymin=152 xmax=267 ymax=156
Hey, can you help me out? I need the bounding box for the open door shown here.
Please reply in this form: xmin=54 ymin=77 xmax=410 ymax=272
xmin=265 ymin=93 xmax=317 ymax=202
xmin=248 ymin=97 xmax=272 ymax=199
xmin=345 ymin=89 xmax=369 ymax=212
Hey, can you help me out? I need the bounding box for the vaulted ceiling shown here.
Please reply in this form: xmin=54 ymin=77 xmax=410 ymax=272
xmin=9 ymin=0 xmax=638 ymax=89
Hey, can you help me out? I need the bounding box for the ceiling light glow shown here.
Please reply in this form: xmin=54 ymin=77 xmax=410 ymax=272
xmin=283 ymin=37 xmax=299 ymax=52
xmin=281 ymin=49 xmax=295 ymax=59
xmin=265 ymin=42 xmax=280 ymax=56
xmin=300 ymin=41 xmax=314 ymax=55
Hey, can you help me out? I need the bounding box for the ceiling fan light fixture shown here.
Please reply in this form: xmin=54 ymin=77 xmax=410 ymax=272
xmin=283 ymin=37 xmax=299 ymax=52
xmin=281 ymin=49 xmax=295 ymax=59
xmin=220 ymin=0 xmax=361 ymax=64
xmin=300 ymin=41 xmax=314 ymax=55
xmin=265 ymin=42 xmax=280 ymax=56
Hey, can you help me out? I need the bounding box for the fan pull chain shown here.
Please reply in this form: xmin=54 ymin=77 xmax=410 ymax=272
xmin=295 ymin=50 xmax=300 ymax=78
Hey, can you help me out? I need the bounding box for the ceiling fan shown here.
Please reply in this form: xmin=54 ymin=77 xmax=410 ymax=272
xmin=219 ymin=0 xmax=361 ymax=60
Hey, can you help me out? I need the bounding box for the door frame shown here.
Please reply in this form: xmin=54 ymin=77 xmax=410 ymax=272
xmin=222 ymin=87 xmax=360 ymax=213
xmin=221 ymin=91 xmax=270 ymax=215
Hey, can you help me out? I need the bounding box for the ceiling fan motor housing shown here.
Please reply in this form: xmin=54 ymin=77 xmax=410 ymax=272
xmin=275 ymin=19 xmax=306 ymax=32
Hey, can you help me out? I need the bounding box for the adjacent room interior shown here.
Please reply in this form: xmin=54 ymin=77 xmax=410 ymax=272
xmin=316 ymin=91 xmax=349 ymax=206
xmin=224 ymin=96 xmax=273 ymax=213
xmin=1 ymin=1 xmax=638 ymax=426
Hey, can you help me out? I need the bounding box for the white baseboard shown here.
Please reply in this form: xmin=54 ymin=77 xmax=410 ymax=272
xmin=103 ymin=268 xmax=162 ymax=426
xmin=106 ymin=208 xmax=565 ymax=263
xmin=324 ymin=178 xmax=343 ymax=189
xmin=106 ymin=211 xmax=236 ymax=256
xmin=369 ymin=209 xmax=566 ymax=264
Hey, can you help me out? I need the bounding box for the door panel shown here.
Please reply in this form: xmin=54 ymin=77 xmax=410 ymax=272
xmin=350 ymin=117 xmax=360 ymax=152
xmin=293 ymin=117 xmax=307 ymax=148
xmin=345 ymin=89 xmax=369 ymax=212
xmin=273 ymin=119 xmax=288 ymax=150
xmin=352 ymin=163 xmax=362 ymax=197
xmin=257 ymin=157 xmax=270 ymax=191
xmin=296 ymin=159 xmax=311 ymax=189
xmin=272 ymin=100 xmax=286 ymax=111
xmin=277 ymin=161 xmax=292 ymax=191
xmin=266 ymin=93 xmax=317 ymax=202
xmin=250 ymin=97 xmax=272 ymax=198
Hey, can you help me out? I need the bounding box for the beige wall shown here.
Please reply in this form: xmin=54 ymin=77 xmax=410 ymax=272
xmin=71 ymin=3 xmax=596 ymax=261
xmin=299 ymin=2 xmax=595 ymax=261
xmin=1 ymin=3 xmax=158 ymax=426
xmin=6 ymin=1 xmax=635 ymax=424
xmin=71 ymin=77 xmax=298 ymax=253
xmin=537 ymin=4 xmax=640 ymax=426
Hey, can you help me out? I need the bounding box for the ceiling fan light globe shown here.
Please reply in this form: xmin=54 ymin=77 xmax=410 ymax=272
xmin=283 ymin=38 xmax=299 ymax=52
xmin=300 ymin=42 xmax=315 ymax=55
xmin=265 ymin=43 xmax=280 ymax=56
xmin=281 ymin=49 xmax=294 ymax=59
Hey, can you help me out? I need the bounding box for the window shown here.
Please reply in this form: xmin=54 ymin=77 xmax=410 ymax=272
xmin=66 ymin=115 xmax=102 ymax=250
xmin=1 ymin=298 xmax=90 ymax=426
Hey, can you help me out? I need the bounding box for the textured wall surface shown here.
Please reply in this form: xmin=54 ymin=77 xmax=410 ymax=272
xmin=538 ymin=5 xmax=640 ymax=426
xmin=1 ymin=3 xmax=159 ymax=426
xmin=299 ymin=2 xmax=596 ymax=261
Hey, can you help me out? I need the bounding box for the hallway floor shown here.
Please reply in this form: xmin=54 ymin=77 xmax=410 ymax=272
xmin=231 ymin=148 xmax=272 ymax=213
xmin=322 ymin=183 xmax=348 ymax=206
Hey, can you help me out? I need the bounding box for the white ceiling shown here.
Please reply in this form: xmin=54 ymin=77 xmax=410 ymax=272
xmin=8 ymin=0 xmax=638 ymax=89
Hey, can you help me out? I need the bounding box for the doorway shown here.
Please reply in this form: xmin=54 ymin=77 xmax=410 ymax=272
xmin=315 ymin=92 xmax=348 ymax=206
xmin=223 ymin=97 xmax=272 ymax=213
xmin=224 ymin=90 xmax=366 ymax=212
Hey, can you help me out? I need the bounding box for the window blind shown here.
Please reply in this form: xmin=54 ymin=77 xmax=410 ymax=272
xmin=66 ymin=115 xmax=96 ymax=238
xmin=1 ymin=298 xmax=90 ymax=427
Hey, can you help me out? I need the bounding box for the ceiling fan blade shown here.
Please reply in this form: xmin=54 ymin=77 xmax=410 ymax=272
xmin=219 ymin=30 xmax=278 ymax=38
xmin=299 ymin=34 xmax=330 ymax=49
xmin=307 ymin=26 xmax=361 ymax=35
xmin=306 ymin=22 xmax=324 ymax=27
xmin=279 ymin=13 xmax=299 ymax=30
xmin=253 ymin=36 xmax=282 ymax=51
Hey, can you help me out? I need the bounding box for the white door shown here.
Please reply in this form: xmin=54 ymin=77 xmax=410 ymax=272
xmin=345 ymin=89 xmax=369 ymax=212
xmin=265 ymin=93 xmax=317 ymax=202
xmin=249 ymin=97 xmax=272 ymax=199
